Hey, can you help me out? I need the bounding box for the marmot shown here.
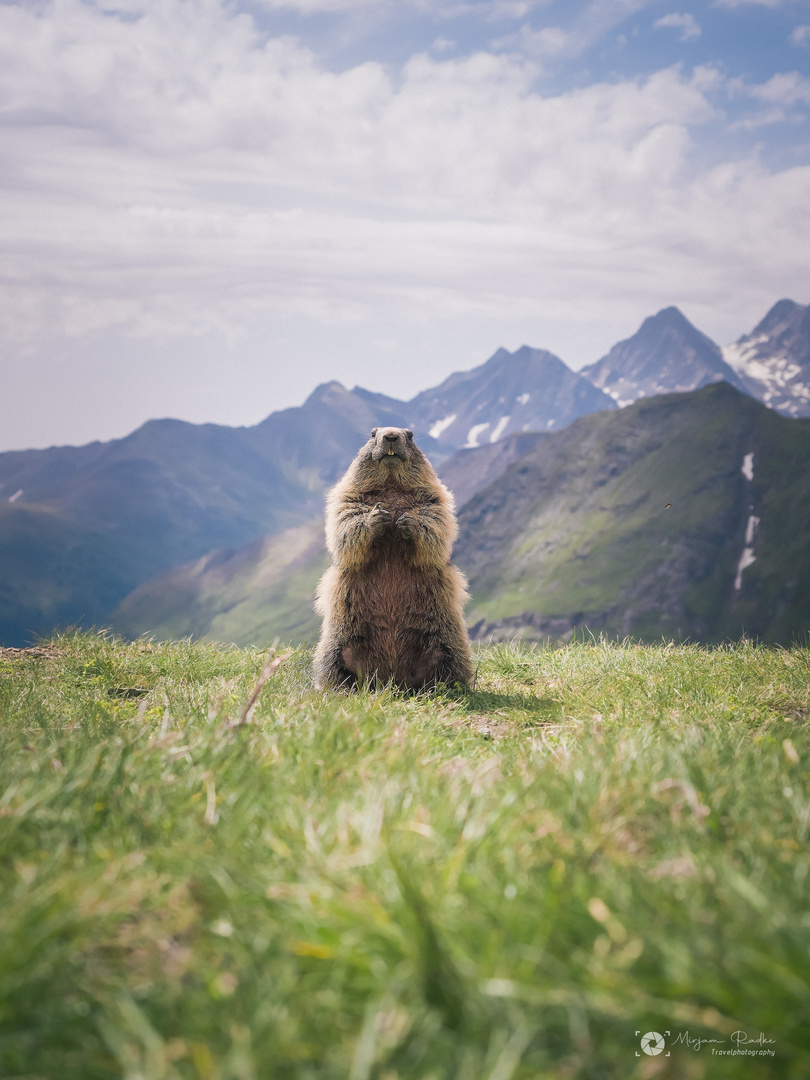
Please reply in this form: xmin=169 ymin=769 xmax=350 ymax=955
xmin=313 ymin=427 xmax=473 ymax=691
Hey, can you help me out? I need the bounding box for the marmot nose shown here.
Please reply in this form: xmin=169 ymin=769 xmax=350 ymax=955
xmin=383 ymin=433 xmax=398 ymax=443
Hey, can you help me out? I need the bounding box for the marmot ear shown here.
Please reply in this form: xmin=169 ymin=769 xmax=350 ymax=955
xmin=371 ymin=428 xmax=378 ymax=437
xmin=405 ymin=429 xmax=414 ymax=440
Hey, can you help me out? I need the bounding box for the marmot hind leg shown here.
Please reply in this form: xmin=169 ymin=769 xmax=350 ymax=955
xmin=433 ymin=656 xmax=474 ymax=689
xmin=313 ymin=641 xmax=358 ymax=692
xmin=430 ymin=636 xmax=474 ymax=689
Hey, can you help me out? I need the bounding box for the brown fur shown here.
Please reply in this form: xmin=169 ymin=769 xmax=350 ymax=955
xmin=313 ymin=427 xmax=473 ymax=691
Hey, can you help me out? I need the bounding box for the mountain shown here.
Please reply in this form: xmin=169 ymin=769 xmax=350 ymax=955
xmin=0 ymin=418 xmax=324 ymax=646
xmin=245 ymin=380 xmax=448 ymax=485
xmin=112 ymin=384 xmax=810 ymax=649
xmin=0 ymin=379 xmax=460 ymax=646
xmin=112 ymin=520 xmax=328 ymax=646
xmin=0 ymin=346 xmax=614 ymax=645
xmin=108 ymin=433 xmax=549 ymax=645
xmin=456 ymin=383 xmax=810 ymax=646
xmin=722 ymin=299 xmax=810 ymax=418
xmin=436 ymin=431 xmax=548 ymax=511
xmin=5 ymin=301 xmax=809 ymax=647
xmin=580 ymin=307 xmax=747 ymax=406
xmin=404 ymin=345 xmax=616 ymax=448
xmin=0 ymin=501 xmax=137 ymax=647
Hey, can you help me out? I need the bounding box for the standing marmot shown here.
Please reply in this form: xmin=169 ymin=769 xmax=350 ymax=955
xmin=313 ymin=427 xmax=473 ymax=691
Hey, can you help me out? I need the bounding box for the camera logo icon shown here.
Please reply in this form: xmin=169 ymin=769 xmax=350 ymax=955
xmin=640 ymin=1031 xmax=666 ymax=1056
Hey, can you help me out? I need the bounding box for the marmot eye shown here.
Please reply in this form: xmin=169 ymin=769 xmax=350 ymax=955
xmin=371 ymin=428 xmax=378 ymax=437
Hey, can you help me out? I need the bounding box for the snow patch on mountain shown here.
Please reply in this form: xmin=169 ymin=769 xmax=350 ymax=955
xmin=429 ymin=414 xmax=457 ymax=439
xmin=489 ymin=416 xmax=510 ymax=442
xmin=722 ymin=300 xmax=810 ymax=418
xmin=735 ymin=452 xmax=759 ymax=590
xmin=745 ymin=514 xmax=759 ymax=546
xmin=465 ymin=422 xmax=490 ymax=448
xmin=734 ymin=542 xmax=757 ymax=591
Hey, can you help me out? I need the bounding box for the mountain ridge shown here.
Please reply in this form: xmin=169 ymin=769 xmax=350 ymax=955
xmin=722 ymin=299 xmax=810 ymax=418
xmin=457 ymin=382 xmax=810 ymax=645
xmin=3 ymin=298 xmax=809 ymax=646
xmin=579 ymin=306 xmax=748 ymax=406
xmin=111 ymin=383 xmax=810 ymax=649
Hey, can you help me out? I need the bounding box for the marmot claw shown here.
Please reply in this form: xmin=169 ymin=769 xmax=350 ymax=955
xmin=396 ymin=511 xmax=415 ymax=539
xmin=368 ymin=502 xmax=392 ymax=534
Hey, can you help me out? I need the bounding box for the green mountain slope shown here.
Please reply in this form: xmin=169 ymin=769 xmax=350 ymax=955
xmin=0 ymin=383 xmax=437 ymax=646
xmin=109 ymin=383 xmax=810 ymax=648
xmin=457 ymin=383 xmax=810 ymax=644
xmin=6 ymin=303 xmax=810 ymax=649
xmin=111 ymin=521 xmax=328 ymax=646
xmin=107 ymin=434 xmax=543 ymax=646
xmin=0 ymin=503 xmax=136 ymax=645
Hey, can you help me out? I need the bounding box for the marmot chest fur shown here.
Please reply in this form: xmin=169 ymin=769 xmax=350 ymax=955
xmin=313 ymin=427 xmax=473 ymax=690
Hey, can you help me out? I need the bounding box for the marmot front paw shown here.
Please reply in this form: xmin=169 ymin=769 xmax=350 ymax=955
xmin=368 ymin=502 xmax=392 ymax=536
xmin=396 ymin=511 xmax=416 ymax=539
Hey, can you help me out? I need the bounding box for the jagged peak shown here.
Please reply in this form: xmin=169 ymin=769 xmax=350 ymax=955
xmin=749 ymin=298 xmax=805 ymax=338
xmin=638 ymin=306 xmax=698 ymax=335
xmin=483 ymin=344 xmax=568 ymax=371
xmin=303 ymin=380 xmax=349 ymax=406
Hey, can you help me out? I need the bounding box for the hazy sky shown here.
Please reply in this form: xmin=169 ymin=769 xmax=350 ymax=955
xmin=2 ymin=0 xmax=809 ymax=450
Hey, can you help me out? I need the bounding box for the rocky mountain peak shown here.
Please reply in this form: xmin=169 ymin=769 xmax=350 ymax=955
xmin=407 ymin=344 xmax=615 ymax=449
xmin=579 ymin=306 xmax=744 ymax=407
xmin=750 ymin=298 xmax=805 ymax=339
xmin=722 ymin=298 xmax=810 ymax=418
xmin=302 ymin=380 xmax=350 ymax=406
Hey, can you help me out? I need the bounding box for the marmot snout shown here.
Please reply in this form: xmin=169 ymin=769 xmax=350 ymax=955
xmin=370 ymin=426 xmax=412 ymax=462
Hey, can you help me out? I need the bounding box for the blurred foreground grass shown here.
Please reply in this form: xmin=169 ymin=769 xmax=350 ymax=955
xmin=0 ymin=631 xmax=808 ymax=1079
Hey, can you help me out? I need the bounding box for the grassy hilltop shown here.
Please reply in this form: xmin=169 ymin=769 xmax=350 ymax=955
xmin=1 ymin=632 xmax=809 ymax=1079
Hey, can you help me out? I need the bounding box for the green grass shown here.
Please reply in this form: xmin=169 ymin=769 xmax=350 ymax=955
xmin=1 ymin=632 xmax=809 ymax=1079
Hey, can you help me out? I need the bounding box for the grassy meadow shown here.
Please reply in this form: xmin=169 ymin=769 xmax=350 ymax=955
xmin=0 ymin=631 xmax=808 ymax=1079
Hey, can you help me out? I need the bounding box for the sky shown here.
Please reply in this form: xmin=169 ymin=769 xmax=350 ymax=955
xmin=1 ymin=0 xmax=809 ymax=451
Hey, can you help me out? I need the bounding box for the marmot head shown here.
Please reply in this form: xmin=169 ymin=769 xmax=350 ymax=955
xmin=350 ymin=426 xmax=436 ymax=490
xmin=369 ymin=426 xmax=414 ymax=463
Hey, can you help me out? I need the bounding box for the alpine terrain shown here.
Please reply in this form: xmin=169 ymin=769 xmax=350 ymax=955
xmin=113 ymin=384 xmax=810 ymax=648
xmin=722 ymin=299 xmax=810 ymax=418
xmin=2 ymin=298 xmax=808 ymax=646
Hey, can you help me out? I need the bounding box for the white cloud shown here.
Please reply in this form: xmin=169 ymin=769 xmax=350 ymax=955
xmin=0 ymin=0 xmax=808 ymax=448
xmin=750 ymin=71 xmax=810 ymax=104
xmin=496 ymin=0 xmax=655 ymax=58
xmin=715 ymin=0 xmax=795 ymax=7
xmin=487 ymin=0 xmax=539 ymax=16
xmin=728 ymin=70 xmax=810 ymax=117
xmin=654 ymin=13 xmax=702 ymax=42
xmin=253 ymin=0 xmax=382 ymax=11
xmin=793 ymin=25 xmax=810 ymax=45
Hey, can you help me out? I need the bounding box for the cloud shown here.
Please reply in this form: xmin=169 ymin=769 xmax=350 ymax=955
xmin=653 ymin=12 xmax=702 ymax=42
xmin=748 ymin=71 xmax=810 ymax=105
xmin=496 ymin=0 xmax=655 ymax=59
xmin=265 ymin=0 xmax=551 ymax=17
xmin=253 ymin=0 xmax=382 ymax=11
xmin=727 ymin=70 xmax=810 ymax=123
xmin=791 ymin=25 xmax=810 ymax=45
xmin=715 ymin=0 xmax=794 ymax=7
xmin=0 ymin=0 xmax=808 ymax=447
